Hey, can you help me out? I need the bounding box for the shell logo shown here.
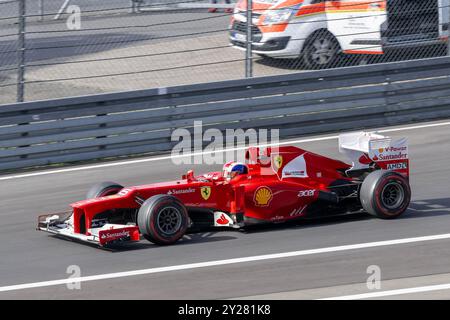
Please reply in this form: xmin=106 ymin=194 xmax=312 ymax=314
xmin=254 ymin=186 xmax=273 ymax=206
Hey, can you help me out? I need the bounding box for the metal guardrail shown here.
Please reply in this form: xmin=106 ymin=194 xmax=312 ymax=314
xmin=1 ymin=56 xmax=450 ymax=171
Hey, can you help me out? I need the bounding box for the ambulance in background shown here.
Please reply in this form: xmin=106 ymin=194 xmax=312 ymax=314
xmin=229 ymin=0 xmax=449 ymax=69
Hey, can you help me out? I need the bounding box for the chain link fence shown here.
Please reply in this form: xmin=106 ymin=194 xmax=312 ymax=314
xmin=243 ymin=0 xmax=450 ymax=72
xmin=1 ymin=0 xmax=449 ymax=104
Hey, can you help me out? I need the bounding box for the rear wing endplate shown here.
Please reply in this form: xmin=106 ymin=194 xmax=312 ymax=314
xmin=339 ymin=131 xmax=409 ymax=176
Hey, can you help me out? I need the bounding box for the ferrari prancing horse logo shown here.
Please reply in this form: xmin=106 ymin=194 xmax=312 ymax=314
xmin=201 ymin=186 xmax=211 ymax=200
xmin=273 ymin=155 xmax=283 ymax=170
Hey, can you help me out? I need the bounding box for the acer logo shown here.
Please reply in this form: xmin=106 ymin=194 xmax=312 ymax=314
xmin=298 ymin=189 xmax=315 ymax=197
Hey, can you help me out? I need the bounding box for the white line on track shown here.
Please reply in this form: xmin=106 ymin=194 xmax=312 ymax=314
xmin=320 ymin=283 xmax=450 ymax=300
xmin=2 ymin=233 xmax=450 ymax=293
xmin=1 ymin=120 xmax=450 ymax=182
xmin=0 ymin=135 xmax=337 ymax=181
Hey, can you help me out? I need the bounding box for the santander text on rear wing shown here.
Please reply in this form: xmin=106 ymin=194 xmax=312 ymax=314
xmin=339 ymin=131 xmax=409 ymax=177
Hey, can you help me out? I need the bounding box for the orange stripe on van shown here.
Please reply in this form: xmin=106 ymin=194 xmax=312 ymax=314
xmin=343 ymin=49 xmax=383 ymax=55
xmin=293 ymin=1 xmax=385 ymax=18
xmin=327 ymin=0 xmax=386 ymax=11
xmin=259 ymin=23 xmax=289 ymax=33
xmin=237 ymin=0 xmax=385 ymax=13
xmin=295 ymin=3 xmax=325 ymax=17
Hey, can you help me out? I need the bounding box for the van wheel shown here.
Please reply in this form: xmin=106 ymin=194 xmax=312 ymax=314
xmin=138 ymin=195 xmax=189 ymax=245
xmin=302 ymin=31 xmax=340 ymax=70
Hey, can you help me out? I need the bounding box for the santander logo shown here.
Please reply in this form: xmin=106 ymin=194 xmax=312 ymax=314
xmin=216 ymin=214 xmax=229 ymax=225
xmin=101 ymin=230 xmax=130 ymax=240
xmin=358 ymin=154 xmax=372 ymax=165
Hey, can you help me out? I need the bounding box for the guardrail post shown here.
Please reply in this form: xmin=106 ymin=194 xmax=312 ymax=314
xmin=448 ymin=0 xmax=450 ymax=56
xmin=131 ymin=0 xmax=143 ymax=13
xmin=245 ymin=0 xmax=253 ymax=78
xmin=17 ymin=0 xmax=26 ymax=103
xmin=38 ymin=0 xmax=44 ymax=21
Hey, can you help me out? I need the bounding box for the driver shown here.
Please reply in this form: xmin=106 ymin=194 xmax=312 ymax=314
xmin=222 ymin=161 xmax=248 ymax=181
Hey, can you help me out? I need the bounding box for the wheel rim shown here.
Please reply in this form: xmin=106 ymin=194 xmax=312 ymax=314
xmin=381 ymin=182 xmax=405 ymax=210
xmin=156 ymin=206 xmax=182 ymax=235
xmin=310 ymin=38 xmax=335 ymax=65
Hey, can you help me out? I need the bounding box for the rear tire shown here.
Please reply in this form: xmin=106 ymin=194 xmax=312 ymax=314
xmin=138 ymin=195 xmax=188 ymax=245
xmin=359 ymin=170 xmax=411 ymax=219
xmin=86 ymin=181 xmax=124 ymax=199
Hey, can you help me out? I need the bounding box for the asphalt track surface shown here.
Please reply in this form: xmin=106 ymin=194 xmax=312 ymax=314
xmin=0 ymin=119 xmax=450 ymax=299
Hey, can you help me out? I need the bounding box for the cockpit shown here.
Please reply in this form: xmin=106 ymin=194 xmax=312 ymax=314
xmin=222 ymin=162 xmax=249 ymax=180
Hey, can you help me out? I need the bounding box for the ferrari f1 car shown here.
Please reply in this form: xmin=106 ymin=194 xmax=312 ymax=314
xmin=38 ymin=131 xmax=411 ymax=247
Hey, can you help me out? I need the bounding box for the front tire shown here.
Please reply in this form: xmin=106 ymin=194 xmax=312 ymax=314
xmin=359 ymin=170 xmax=411 ymax=219
xmin=86 ymin=181 xmax=124 ymax=199
xmin=302 ymin=31 xmax=340 ymax=70
xmin=137 ymin=195 xmax=188 ymax=245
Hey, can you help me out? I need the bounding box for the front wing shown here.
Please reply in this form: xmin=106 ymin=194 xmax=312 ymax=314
xmin=37 ymin=212 xmax=140 ymax=246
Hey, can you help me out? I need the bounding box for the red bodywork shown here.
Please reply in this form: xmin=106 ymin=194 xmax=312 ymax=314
xmin=69 ymin=146 xmax=356 ymax=234
xmin=38 ymin=137 xmax=410 ymax=246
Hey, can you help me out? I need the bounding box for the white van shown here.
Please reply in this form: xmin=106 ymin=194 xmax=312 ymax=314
xmin=229 ymin=0 xmax=449 ymax=69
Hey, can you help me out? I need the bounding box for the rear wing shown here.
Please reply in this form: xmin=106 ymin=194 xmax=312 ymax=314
xmin=339 ymin=131 xmax=409 ymax=176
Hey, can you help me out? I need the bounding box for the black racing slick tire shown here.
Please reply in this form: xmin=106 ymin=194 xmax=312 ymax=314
xmin=359 ymin=170 xmax=411 ymax=219
xmin=86 ymin=181 xmax=124 ymax=199
xmin=138 ymin=195 xmax=189 ymax=245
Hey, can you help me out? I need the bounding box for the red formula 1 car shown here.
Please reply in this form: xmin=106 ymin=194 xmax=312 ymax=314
xmin=38 ymin=131 xmax=411 ymax=247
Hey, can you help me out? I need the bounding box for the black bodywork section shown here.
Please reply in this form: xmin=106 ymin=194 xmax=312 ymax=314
xmin=303 ymin=179 xmax=362 ymax=219
xmin=381 ymin=0 xmax=446 ymax=50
